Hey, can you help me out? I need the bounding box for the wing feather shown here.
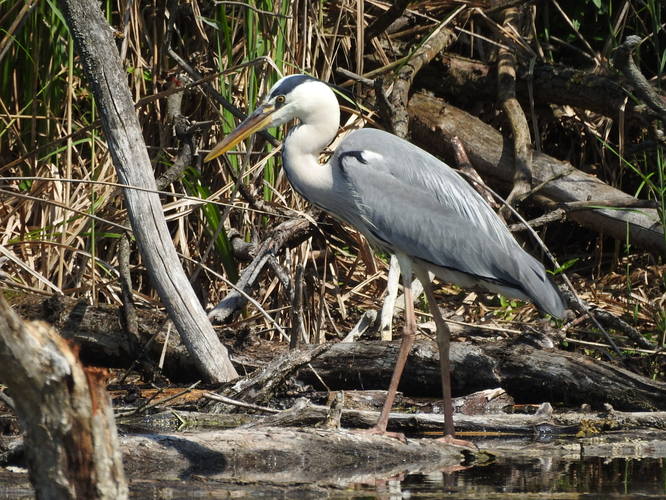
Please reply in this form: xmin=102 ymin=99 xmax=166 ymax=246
xmin=329 ymin=129 xmax=565 ymax=317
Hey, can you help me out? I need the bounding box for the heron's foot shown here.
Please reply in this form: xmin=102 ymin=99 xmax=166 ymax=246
xmin=436 ymin=434 xmax=478 ymax=450
xmin=355 ymin=426 xmax=407 ymax=443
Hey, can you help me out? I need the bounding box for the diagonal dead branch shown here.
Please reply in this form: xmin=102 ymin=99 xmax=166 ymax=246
xmin=497 ymin=7 xmax=532 ymax=215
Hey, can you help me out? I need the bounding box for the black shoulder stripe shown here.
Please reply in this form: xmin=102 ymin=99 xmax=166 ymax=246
xmin=338 ymin=150 xmax=368 ymax=165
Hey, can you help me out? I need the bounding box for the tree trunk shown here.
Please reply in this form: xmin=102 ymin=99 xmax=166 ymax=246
xmin=0 ymin=295 xmax=127 ymax=499
xmin=58 ymin=0 xmax=237 ymax=382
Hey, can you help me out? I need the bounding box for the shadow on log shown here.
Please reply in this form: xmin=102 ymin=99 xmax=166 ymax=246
xmin=119 ymin=427 xmax=466 ymax=484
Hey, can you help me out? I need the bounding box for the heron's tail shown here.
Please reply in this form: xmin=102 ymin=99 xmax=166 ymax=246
xmin=520 ymin=257 xmax=566 ymax=319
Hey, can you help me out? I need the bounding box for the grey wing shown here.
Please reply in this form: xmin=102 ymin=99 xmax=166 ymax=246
xmin=334 ymin=129 xmax=514 ymax=251
xmin=331 ymin=134 xmax=565 ymax=318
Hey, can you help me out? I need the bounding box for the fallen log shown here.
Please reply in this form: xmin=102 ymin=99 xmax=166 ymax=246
xmin=118 ymin=427 xmax=465 ymax=484
xmin=237 ymin=399 xmax=666 ymax=436
xmin=11 ymin=293 xmax=666 ymax=411
xmin=299 ymin=338 xmax=666 ymax=411
xmin=408 ymin=93 xmax=665 ymax=255
xmin=12 ymin=293 xmax=201 ymax=381
xmin=419 ymin=56 xmax=653 ymax=123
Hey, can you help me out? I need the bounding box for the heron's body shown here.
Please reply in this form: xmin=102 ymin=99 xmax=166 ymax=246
xmin=299 ymin=128 xmax=564 ymax=317
xmin=206 ymin=74 xmax=565 ymax=441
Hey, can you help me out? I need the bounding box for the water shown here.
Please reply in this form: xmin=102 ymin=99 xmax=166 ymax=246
xmin=351 ymin=456 xmax=666 ymax=499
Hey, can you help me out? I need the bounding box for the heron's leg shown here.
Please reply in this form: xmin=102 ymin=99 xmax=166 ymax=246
xmin=420 ymin=278 xmax=454 ymax=436
xmin=372 ymin=275 xmax=417 ymax=434
xmin=379 ymin=255 xmax=401 ymax=341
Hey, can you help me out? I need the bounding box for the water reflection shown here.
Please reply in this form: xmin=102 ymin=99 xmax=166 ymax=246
xmin=356 ymin=456 xmax=666 ymax=498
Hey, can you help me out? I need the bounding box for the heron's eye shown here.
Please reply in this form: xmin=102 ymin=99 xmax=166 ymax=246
xmin=275 ymin=95 xmax=286 ymax=105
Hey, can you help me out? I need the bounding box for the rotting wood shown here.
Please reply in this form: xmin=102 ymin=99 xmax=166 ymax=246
xmin=58 ymin=0 xmax=237 ymax=382
xmin=408 ymin=92 xmax=665 ymax=254
xmin=0 ymin=295 xmax=127 ymax=499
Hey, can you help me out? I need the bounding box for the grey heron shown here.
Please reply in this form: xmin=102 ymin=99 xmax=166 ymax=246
xmin=205 ymin=74 xmax=565 ymax=443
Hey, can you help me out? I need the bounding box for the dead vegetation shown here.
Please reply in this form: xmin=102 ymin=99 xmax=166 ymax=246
xmin=0 ymin=0 xmax=665 ymax=435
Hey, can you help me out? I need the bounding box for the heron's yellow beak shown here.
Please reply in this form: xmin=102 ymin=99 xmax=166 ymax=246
xmin=204 ymin=104 xmax=276 ymax=162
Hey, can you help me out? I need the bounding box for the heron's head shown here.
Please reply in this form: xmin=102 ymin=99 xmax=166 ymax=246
xmin=204 ymin=74 xmax=337 ymax=162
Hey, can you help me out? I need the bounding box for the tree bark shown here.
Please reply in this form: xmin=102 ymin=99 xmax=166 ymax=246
xmin=408 ymin=92 xmax=665 ymax=255
xmin=0 ymin=295 xmax=127 ymax=499
xmin=58 ymin=0 xmax=237 ymax=382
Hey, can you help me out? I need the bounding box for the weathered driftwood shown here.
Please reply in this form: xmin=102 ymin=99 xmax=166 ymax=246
xmin=236 ymin=398 xmax=666 ymax=436
xmin=59 ymin=0 xmax=237 ymax=383
xmin=118 ymin=427 xmax=465 ymax=484
xmin=0 ymin=295 xmax=127 ymax=499
xmin=408 ymin=93 xmax=665 ymax=255
xmin=299 ymin=337 xmax=666 ymax=411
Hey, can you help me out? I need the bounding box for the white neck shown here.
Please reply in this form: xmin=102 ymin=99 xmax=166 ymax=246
xmin=281 ymin=91 xmax=340 ymax=204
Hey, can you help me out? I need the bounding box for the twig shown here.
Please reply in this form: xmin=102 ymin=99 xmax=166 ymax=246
xmin=509 ymin=208 xmax=566 ymax=232
xmin=564 ymin=337 xmax=663 ymax=356
xmin=203 ymin=392 xmax=280 ymax=413
xmin=455 ymin=171 xmax=624 ymax=358
xmin=612 ymin=36 xmax=666 ymax=124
